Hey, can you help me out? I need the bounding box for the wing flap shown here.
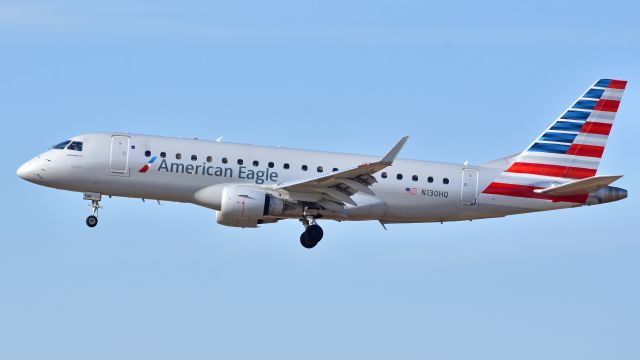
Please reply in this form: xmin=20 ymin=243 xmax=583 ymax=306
xmin=337 ymin=178 xmax=376 ymax=195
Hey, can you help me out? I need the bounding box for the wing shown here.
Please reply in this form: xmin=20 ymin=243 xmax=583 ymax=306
xmin=272 ymin=136 xmax=409 ymax=212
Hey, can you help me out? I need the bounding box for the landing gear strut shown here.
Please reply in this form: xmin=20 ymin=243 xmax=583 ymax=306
xmin=300 ymin=216 xmax=324 ymax=249
xmin=84 ymin=192 xmax=102 ymax=228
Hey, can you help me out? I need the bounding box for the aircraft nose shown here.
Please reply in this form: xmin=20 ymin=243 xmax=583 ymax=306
xmin=17 ymin=159 xmax=37 ymax=181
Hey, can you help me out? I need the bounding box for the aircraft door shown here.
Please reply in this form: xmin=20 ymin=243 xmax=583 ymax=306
xmin=460 ymin=168 xmax=479 ymax=205
xmin=109 ymin=135 xmax=130 ymax=174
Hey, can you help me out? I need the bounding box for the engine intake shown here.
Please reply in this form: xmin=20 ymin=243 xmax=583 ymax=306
xmin=216 ymin=185 xmax=285 ymax=228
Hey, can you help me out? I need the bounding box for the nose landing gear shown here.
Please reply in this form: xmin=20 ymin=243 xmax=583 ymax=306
xmin=300 ymin=216 xmax=324 ymax=249
xmin=83 ymin=192 xmax=102 ymax=228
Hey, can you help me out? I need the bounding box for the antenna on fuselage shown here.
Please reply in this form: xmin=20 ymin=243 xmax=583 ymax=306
xmin=216 ymin=136 xmax=223 ymax=143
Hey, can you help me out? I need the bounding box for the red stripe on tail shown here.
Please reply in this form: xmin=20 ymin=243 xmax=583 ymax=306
xmin=580 ymin=122 xmax=612 ymax=135
xmin=593 ymin=99 xmax=620 ymax=112
xmin=506 ymin=162 xmax=596 ymax=179
xmin=608 ymin=80 xmax=627 ymax=89
xmin=566 ymin=144 xmax=605 ymax=158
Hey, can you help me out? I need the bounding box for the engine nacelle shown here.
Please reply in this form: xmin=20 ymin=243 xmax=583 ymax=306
xmin=586 ymin=186 xmax=628 ymax=205
xmin=216 ymin=185 xmax=285 ymax=228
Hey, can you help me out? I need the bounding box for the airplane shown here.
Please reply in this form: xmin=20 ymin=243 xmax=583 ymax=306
xmin=17 ymin=79 xmax=628 ymax=249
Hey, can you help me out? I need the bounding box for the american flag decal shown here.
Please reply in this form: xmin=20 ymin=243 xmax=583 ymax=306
xmin=404 ymin=187 xmax=417 ymax=195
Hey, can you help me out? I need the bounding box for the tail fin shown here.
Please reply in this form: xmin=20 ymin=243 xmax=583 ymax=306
xmin=483 ymin=79 xmax=627 ymax=203
xmin=507 ymin=79 xmax=626 ymax=179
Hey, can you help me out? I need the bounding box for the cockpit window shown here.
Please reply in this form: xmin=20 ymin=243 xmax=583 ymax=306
xmin=52 ymin=140 xmax=71 ymax=150
xmin=67 ymin=141 xmax=83 ymax=151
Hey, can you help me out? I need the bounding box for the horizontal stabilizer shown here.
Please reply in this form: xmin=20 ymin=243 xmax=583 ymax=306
xmin=534 ymin=175 xmax=623 ymax=196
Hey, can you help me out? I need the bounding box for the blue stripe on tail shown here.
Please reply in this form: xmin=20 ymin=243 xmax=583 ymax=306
xmin=550 ymin=121 xmax=584 ymax=132
xmin=528 ymin=142 xmax=570 ymax=154
xmin=539 ymin=132 xmax=578 ymax=143
xmin=561 ymin=110 xmax=590 ymax=120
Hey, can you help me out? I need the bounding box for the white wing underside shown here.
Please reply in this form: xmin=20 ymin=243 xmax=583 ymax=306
xmin=271 ymin=136 xmax=409 ymax=211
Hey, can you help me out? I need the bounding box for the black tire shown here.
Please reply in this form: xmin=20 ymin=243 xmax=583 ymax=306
xmin=300 ymin=232 xmax=316 ymax=249
xmin=305 ymin=224 xmax=324 ymax=243
xmin=86 ymin=215 xmax=98 ymax=228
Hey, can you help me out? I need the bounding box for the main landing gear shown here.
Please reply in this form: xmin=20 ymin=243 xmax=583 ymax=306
xmin=300 ymin=216 xmax=324 ymax=249
xmin=84 ymin=192 xmax=102 ymax=228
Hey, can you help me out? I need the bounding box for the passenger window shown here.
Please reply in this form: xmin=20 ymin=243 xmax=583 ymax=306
xmin=427 ymin=176 xmax=433 ymax=183
xmin=145 ymin=150 xmax=151 ymax=157
xmin=284 ymin=163 xmax=290 ymax=169
xmin=302 ymin=165 xmax=308 ymax=171
xmin=51 ymin=140 xmax=71 ymax=150
xmin=381 ymin=172 xmax=387 ymax=179
xmin=237 ymin=159 xmax=244 ymax=165
xmin=317 ymin=166 xmax=323 ymax=173
xmin=206 ymin=156 xmax=213 ymax=163
xmin=397 ymin=174 xmax=403 ymax=180
xmin=176 ymin=153 xmax=182 ymax=160
xmin=160 ymin=152 xmax=166 ymax=158
xmin=253 ymin=160 xmax=259 ymax=167
xmin=67 ymin=141 xmax=83 ymax=151
xmin=333 ymin=167 xmax=339 ymax=172
xmin=222 ymin=157 xmax=228 ymax=164
xmin=443 ymin=178 xmax=450 ymax=185
xmin=412 ymin=175 xmax=418 ymax=182
xmin=268 ymin=162 xmax=274 ymax=168
xmin=191 ymin=155 xmax=197 ymax=161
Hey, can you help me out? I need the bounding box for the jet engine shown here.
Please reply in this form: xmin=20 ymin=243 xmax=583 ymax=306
xmin=216 ymin=185 xmax=285 ymax=228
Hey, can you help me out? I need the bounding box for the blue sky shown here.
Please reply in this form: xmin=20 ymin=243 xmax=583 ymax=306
xmin=1 ymin=1 xmax=639 ymax=359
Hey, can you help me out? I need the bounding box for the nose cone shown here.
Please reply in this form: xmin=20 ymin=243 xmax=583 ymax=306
xmin=17 ymin=159 xmax=38 ymax=182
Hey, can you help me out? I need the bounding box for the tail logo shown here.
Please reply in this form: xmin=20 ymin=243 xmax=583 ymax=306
xmin=482 ymin=79 xmax=627 ymax=203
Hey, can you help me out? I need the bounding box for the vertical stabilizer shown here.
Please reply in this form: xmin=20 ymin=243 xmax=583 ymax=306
xmin=483 ymin=79 xmax=627 ymax=203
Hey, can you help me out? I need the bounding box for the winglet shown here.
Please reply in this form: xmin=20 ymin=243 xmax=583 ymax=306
xmin=380 ymin=136 xmax=409 ymax=165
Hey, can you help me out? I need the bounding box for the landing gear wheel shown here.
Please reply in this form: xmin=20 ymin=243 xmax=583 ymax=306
xmin=86 ymin=215 xmax=98 ymax=228
xmin=299 ymin=224 xmax=324 ymax=249
xmin=306 ymin=224 xmax=324 ymax=242
xmin=300 ymin=233 xmax=316 ymax=249
xmin=84 ymin=193 xmax=102 ymax=228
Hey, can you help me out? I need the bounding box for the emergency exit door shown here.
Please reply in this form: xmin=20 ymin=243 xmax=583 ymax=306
xmin=460 ymin=169 xmax=479 ymax=206
xmin=109 ymin=135 xmax=130 ymax=174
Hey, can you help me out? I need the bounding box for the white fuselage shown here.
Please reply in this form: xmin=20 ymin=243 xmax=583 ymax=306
xmin=17 ymin=132 xmax=588 ymax=224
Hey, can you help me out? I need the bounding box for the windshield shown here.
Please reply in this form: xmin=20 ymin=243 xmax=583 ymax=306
xmin=51 ymin=140 xmax=71 ymax=150
xmin=67 ymin=141 xmax=83 ymax=151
